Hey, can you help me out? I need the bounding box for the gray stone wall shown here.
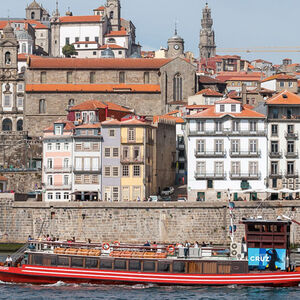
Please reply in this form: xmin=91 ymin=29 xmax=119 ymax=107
xmin=0 ymin=196 xmax=300 ymax=245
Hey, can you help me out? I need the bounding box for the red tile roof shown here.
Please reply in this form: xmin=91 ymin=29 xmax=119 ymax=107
xmin=94 ymin=6 xmax=105 ymax=11
xmin=99 ymin=44 xmax=125 ymax=49
xmin=0 ymin=20 xmax=48 ymax=29
xmin=69 ymin=100 xmax=131 ymax=112
xmin=18 ymin=53 xmax=40 ymax=62
xmin=216 ymin=98 xmax=241 ymax=104
xmin=76 ymin=123 xmax=102 ymax=129
xmin=101 ymin=119 xmax=121 ymax=126
xmin=44 ymin=120 xmax=75 ymax=132
xmin=185 ymin=104 xmax=213 ymax=109
xmin=196 ymin=89 xmax=223 ymax=96
xmin=216 ymin=72 xmax=262 ymax=82
xmin=244 ymin=104 xmax=254 ymax=110
xmin=105 ymin=29 xmax=128 ymax=37
xmin=186 ymin=106 xmax=265 ymax=119
xmin=0 ymin=176 xmax=8 ymax=181
xmin=266 ymin=90 xmax=300 ymax=105
xmin=28 ymin=57 xmax=172 ymax=70
xmin=262 ymin=74 xmax=296 ymax=82
xmin=199 ymin=75 xmax=224 ymax=84
xmin=120 ymin=118 xmax=150 ymax=126
xmin=153 ymin=114 xmax=184 ymax=124
xmin=26 ymin=84 xmax=161 ymax=93
xmin=59 ymin=15 xmax=102 ymax=23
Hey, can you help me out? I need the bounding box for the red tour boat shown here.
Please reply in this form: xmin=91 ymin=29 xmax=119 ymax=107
xmin=0 ymin=218 xmax=300 ymax=287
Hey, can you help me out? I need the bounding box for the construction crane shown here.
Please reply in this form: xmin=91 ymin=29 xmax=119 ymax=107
xmin=218 ymin=47 xmax=300 ymax=53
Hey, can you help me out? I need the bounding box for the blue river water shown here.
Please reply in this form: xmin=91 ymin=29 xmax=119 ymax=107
xmin=0 ymin=254 xmax=299 ymax=300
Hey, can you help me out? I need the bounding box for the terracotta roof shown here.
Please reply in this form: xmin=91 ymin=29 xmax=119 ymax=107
xmin=216 ymin=72 xmax=262 ymax=82
xmin=226 ymin=76 xmax=261 ymax=82
xmin=186 ymin=106 xmax=265 ymax=119
xmin=215 ymin=98 xmax=241 ymax=104
xmin=120 ymin=118 xmax=150 ymax=126
xmin=199 ymin=75 xmax=224 ymax=84
xmin=185 ymin=105 xmax=213 ymax=109
xmin=196 ymin=89 xmax=223 ymax=96
xmin=99 ymin=44 xmax=125 ymax=49
xmin=18 ymin=53 xmax=40 ymax=62
xmin=105 ymin=29 xmax=128 ymax=37
xmin=0 ymin=176 xmax=8 ymax=181
xmin=266 ymin=90 xmax=300 ymax=105
xmin=59 ymin=15 xmax=102 ymax=23
xmin=44 ymin=120 xmax=75 ymax=132
xmin=26 ymin=84 xmax=161 ymax=93
xmin=0 ymin=20 xmax=48 ymax=30
xmin=101 ymin=119 xmax=121 ymax=126
xmin=298 ymin=80 xmax=300 ymax=88
xmin=262 ymin=74 xmax=296 ymax=82
xmin=94 ymin=6 xmax=105 ymax=11
xmin=153 ymin=114 xmax=184 ymax=124
xmin=28 ymin=57 xmax=172 ymax=70
xmin=244 ymin=104 xmax=254 ymax=110
xmin=76 ymin=123 xmax=102 ymax=129
xmin=73 ymin=41 xmax=98 ymax=45
xmin=69 ymin=100 xmax=131 ymax=112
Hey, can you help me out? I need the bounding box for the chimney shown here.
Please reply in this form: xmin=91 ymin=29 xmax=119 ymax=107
xmin=241 ymin=83 xmax=247 ymax=105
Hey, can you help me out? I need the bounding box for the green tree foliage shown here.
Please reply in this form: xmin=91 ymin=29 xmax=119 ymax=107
xmin=62 ymin=44 xmax=76 ymax=57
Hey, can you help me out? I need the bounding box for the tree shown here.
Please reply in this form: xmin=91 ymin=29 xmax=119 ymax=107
xmin=62 ymin=44 xmax=76 ymax=58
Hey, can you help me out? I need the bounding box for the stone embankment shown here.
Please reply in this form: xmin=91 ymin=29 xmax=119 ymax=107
xmin=0 ymin=194 xmax=299 ymax=244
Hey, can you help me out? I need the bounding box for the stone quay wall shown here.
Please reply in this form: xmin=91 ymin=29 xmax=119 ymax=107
xmin=0 ymin=194 xmax=300 ymax=245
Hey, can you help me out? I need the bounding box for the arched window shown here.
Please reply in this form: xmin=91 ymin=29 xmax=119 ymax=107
xmin=22 ymin=43 xmax=26 ymax=53
xmin=2 ymin=118 xmax=12 ymax=131
xmin=31 ymin=12 xmax=35 ymax=19
xmin=5 ymin=52 xmax=11 ymax=65
xmin=107 ymin=38 xmax=116 ymax=44
xmin=173 ymin=73 xmax=183 ymax=101
xmin=110 ymin=11 xmax=114 ymax=19
xmin=68 ymin=99 xmax=75 ymax=106
xmin=17 ymin=119 xmax=23 ymax=131
xmin=39 ymin=99 xmax=46 ymax=114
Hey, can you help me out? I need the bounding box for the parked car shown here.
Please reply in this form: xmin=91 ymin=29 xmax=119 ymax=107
xmin=177 ymin=197 xmax=187 ymax=202
xmin=161 ymin=186 xmax=174 ymax=196
xmin=148 ymin=195 xmax=161 ymax=202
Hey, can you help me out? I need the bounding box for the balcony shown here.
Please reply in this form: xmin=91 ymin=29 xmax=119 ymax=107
xmin=73 ymin=168 xmax=101 ymax=174
xmin=44 ymin=184 xmax=71 ymax=190
xmin=194 ymin=150 xmax=226 ymax=158
xmin=188 ymin=130 xmax=224 ymax=136
xmin=120 ymin=156 xmax=144 ymax=164
xmin=44 ymin=166 xmax=72 ymax=173
xmin=194 ymin=172 xmax=226 ymax=180
xmin=285 ymin=131 xmax=299 ymax=139
xmin=269 ymin=151 xmax=282 ymax=158
xmin=285 ymin=151 xmax=299 ymax=158
xmin=230 ymin=150 xmax=261 ymax=158
xmin=189 ymin=129 xmax=266 ymax=137
xmin=285 ymin=171 xmax=299 ymax=178
xmin=121 ymin=137 xmax=144 ymax=144
xmin=269 ymin=171 xmax=283 ymax=178
xmin=229 ymin=172 xmax=261 ymax=180
xmin=230 ymin=130 xmax=267 ymax=137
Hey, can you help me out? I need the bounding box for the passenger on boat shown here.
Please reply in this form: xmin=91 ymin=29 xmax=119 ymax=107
xmin=88 ymin=239 xmax=91 ymax=244
xmin=152 ymin=241 xmax=157 ymax=248
xmin=201 ymin=241 xmax=206 ymax=247
xmin=72 ymin=237 xmax=76 ymax=243
xmin=184 ymin=241 xmax=190 ymax=258
xmin=194 ymin=241 xmax=199 ymax=248
xmin=5 ymin=255 xmax=12 ymax=267
xmin=144 ymin=241 xmax=151 ymax=247
xmin=46 ymin=234 xmax=51 ymax=241
xmin=28 ymin=235 xmax=33 ymax=242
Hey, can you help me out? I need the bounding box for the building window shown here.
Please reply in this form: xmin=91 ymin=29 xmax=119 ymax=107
xmin=68 ymin=99 xmax=75 ymax=107
xmin=85 ymin=37 xmax=89 ymax=41
xmin=63 ymin=158 xmax=69 ymax=168
xmin=48 ymin=193 xmax=53 ymax=200
xmin=109 ymin=129 xmax=115 ymax=137
xmin=112 ymin=167 xmax=119 ymax=177
xmin=64 ymin=192 xmax=69 ymax=200
xmin=215 ymin=162 xmax=224 ymax=176
xmin=249 ymin=140 xmax=257 ymax=152
xmin=215 ymin=140 xmax=223 ymax=153
xmin=288 ymin=82 xmax=293 ymax=87
xmin=75 ymin=175 xmax=82 ymax=184
xmin=17 ymin=119 xmax=23 ymax=131
xmin=122 ymin=187 xmax=130 ymax=202
xmin=196 ymin=140 xmax=205 ymax=153
xmin=64 ymin=175 xmax=69 ymax=185
xmin=67 ymin=72 xmax=73 ymax=83
xmin=95 ymin=36 xmax=99 ymax=43
xmin=112 ymin=187 xmax=119 ymax=201
xmin=133 ymin=165 xmax=140 ymax=177
xmin=65 ymin=37 xmax=70 ymax=45
xmin=4 ymin=95 xmax=10 ymax=107
xmin=54 ymin=125 xmax=62 ymax=135
xmin=196 ymin=121 xmax=205 ymax=132
xmin=144 ymin=72 xmax=150 ymax=84
xmin=47 ymin=175 xmax=53 ymax=186
xmin=40 ymin=72 xmax=46 ymax=83
xmin=119 ymin=71 xmax=125 ymax=83
xmin=56 ymin=143 xmax=61 ymax=150
xmin=93 ymin=51 xmax=97 ymax=55
xmin=104 ymin=148 xmax=111 ymax=158
xmin=173 ymin=73 xmax=183 ymax=101
xmin=17 ymin=97 xmax=23 ymax=107
xmin=17 ymin=84 xmax=24 ymax=92
xmin=92 ymin=175 xmax=99 ymax=184
xmin=207 ymin=180 xmax=213 ymax=189
xmin=2 ymin=118 xmax=12 ymax=131
xmin=231 ymin=140 xmax=239 ymax=153
xmin=271 ymin=162 xmax=278 ymax=175
xmin=22 ymin=43 xmax=26 ymax=53
xmin=196 ymin=161 xmax=206 ymax=175
xmin=113 ymin=148 xmax=119 ymax=157
xmin=271 ymin=141 xmax=278 ymax=153
xmin=250 ymin=121 xmax=257 ymax=132
xmin=271 ymin=124 xmax=278 ymax=136
xmin=231 ymin=162 xmax=240 ymax=175
xmin=75 ymin=143 xmax=82 ymax=151
xmin=287 ymin=124 xmax=294 ymax=134
xmin=123 ymin=146 xmax=129 ymax=159
xmin=220 ymin=104 xmax=225 ymax=112
xmin=272 ymin=109 xmax=278 ymax=119
xmin=56 ymin=193 xmax=61 ymax=200
xmin=75 ymin=37 xmax=79 ymax=42
xmin=287 ymin=162 xmax=294 ymax=175
xmin=215 ymin=121 xmax=222 ymax=132
xmin=249 ymin=162 xmax=258 ymax=175
xmin=104 ymin=167 xmax=111 ymax=177
xmin=47 ymin=143 xmax=52 ymax=151
xmin=279 ymin=81 xmax=284 ymax=87
xmin=31 ymin=12 xmax=35 ymax=19
xmin=90 ymin=72 xmax=96 ymax=84
xmin=232 ymin=121 xmax=239 ymax=132
xmin=122 ymin=165 xmax=129 ymax=177
xmin=231 ymin=104 xmax=236 ymax=112
xmin=287 ymin=141 xmax=294 ymax=153
xmin=64 ymin=143 xmax=69 ymax=151
xmin=39 ymin=99 xmax=46 ymax=113
xmin=5 ymin=52 xmax=11 ymax=65
xmin=128 ymin=128 xmax=135 ymax=141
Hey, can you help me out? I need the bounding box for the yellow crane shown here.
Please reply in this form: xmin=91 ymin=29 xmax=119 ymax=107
xmin=218 ymin=47 xmax=300 ymax=53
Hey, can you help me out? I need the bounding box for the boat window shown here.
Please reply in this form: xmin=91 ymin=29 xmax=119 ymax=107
xmin=86 ymin=258 xmax=98 ymax=269
xmin=248 ymin=224 xmax=261 ymax=232
xmin=114 ymin=259 xmax=127 ymax=270
xmin=71 ymin=257 xmax=84 ymax=268
xmin=33 ymin=254 xmax=43 ymax=265
xmin=129 ymin=260 xmax=141 ymax=271
xmin=143 ymin=261 xmax=155 ymax=272
xmin=173 ymin=261 xmax=185 ymax=273
xmin=50 ymin=256 xmax=57 ymax=266
xmin=158 ymin=261 xmax=170 ymax=272
xmin=100 ymin=259 xmax=113 ymax=270
xmin=58 ymin=256 xmax=69 ymax=266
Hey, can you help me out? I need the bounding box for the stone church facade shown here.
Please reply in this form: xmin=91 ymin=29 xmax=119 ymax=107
xmin=24 ymin=56 xmax=197 ymax=136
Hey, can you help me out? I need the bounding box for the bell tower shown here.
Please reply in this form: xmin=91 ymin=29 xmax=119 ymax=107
xmin=199 ymin=3 xmax=216 ymax=60
xmin=105 ymin=0 xmax=121 ymax=31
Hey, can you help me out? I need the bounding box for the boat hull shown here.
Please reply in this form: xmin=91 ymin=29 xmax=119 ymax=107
xmin=0 ymin=265 xmax=300 ymax=287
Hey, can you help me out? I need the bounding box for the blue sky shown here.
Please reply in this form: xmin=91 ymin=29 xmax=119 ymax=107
xmin=5 ymin=0 xmax=300 ymax=63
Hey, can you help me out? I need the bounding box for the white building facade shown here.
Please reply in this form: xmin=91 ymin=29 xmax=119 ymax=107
xmin=186 ymin=98 xmax=267 ymax=201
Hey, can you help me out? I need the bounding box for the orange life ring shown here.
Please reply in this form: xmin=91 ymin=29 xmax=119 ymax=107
xmin=113 ymin=241 xmax=120 ymax=246
xmin=102 ymin=242 xmax=110 ymax=251
xmin=167 ymin=245 xmax=175 ymax=255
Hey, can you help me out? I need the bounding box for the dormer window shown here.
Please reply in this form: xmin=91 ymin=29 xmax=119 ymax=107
xmin=54 ymin=124 xmax=63 ymax=135
xmin=231 ymin=104 xmax=236 ymax=112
